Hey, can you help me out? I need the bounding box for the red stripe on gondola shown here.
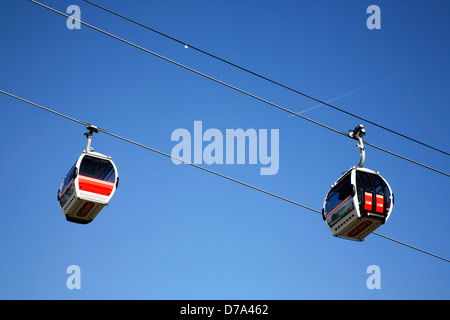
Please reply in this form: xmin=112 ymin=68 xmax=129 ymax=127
xmin=78 ymin=175 xmax=114 ymax=196
xmin=364 ymin=192 xmax=372 ymax=211
xmin=376 ymin=194 xmax=384 ymax=213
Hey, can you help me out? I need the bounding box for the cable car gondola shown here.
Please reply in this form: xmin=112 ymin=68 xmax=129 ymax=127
xmin=57 ymin=126 xmax=119 ymax=224
xmin=322 ymin=125 xmax=394 ymax=241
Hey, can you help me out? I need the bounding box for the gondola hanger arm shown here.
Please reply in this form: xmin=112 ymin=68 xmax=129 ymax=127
xmin=84 ymin=125 xmax=99 ymax=153
xmin=349 ymin=124 xmax=366 ymax=168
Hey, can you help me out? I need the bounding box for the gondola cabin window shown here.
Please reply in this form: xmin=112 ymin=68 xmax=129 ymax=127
xmin=325 ymin=175 xmax=353 ymax=215
xmin=61 ymin=163 xmax=77 ymax=195
xmin=79 ymin=155 xmax=116 ymax=182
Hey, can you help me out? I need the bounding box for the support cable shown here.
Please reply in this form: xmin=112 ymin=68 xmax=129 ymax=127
xmin=83 ymin=0 xmax=450 ymax=157
xmin=1 ymin=88 xmax=449 ymax=263
xmin=28 ymin=0 xmax=450 ymax=178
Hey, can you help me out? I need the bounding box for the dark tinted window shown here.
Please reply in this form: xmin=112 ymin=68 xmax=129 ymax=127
xmin=79 ymin=155 xmax=115 ymax=182
xmin=373 ymin=175 xmax=384 ymax=195
xmin=359 ymin=171 xmax=373 ymax=194
xmin=356 ymin=171 xmax=391 ymax=214
xmin=62 ymin=163 xmax=76 ymax=192
xmin=325 ymin=174 xmax=353 ymax=214
xmin=382 ymin=179 xmax=392 ymax=210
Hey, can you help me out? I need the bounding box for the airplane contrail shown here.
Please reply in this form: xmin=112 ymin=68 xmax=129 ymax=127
xmin=289 ymin=73 xmax=400 ymax=116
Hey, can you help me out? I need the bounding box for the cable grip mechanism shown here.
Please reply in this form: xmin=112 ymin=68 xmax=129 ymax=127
xmin=84 ymin=125 xmax=99 ymax=153
xmin=349 ymin=124 xmax=366 ymax=168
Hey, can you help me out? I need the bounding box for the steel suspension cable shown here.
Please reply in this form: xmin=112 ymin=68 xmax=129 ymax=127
xmin=82 ymin=0 xmax=450 ymax=157
xmin=1 ymin=88 xmax=449 ymax=263
xmin=28 ymin=0 xmax=450 ymax=178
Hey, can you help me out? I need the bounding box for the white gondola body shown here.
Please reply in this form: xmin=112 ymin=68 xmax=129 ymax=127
xmin=322 ymin=167 xmax=393 ymax=241
xmin=58 ymin=151 xmax=118 ymax=224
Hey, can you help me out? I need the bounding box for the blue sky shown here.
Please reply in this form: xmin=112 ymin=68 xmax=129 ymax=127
xmin=0 ymin=0 xmax=449 ymax=299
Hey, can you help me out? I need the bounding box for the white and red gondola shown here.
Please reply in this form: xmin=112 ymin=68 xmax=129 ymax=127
xmin=322 ymin=125 xmax=394 ymax=241
xmin=57 ymin=126 xmax=119 ymax=224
